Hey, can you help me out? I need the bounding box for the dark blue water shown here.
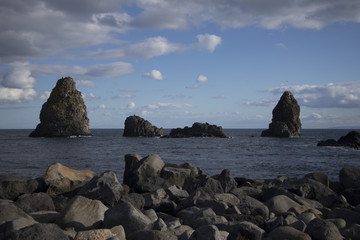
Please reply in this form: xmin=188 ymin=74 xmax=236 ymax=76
xmin=0 ymin=129 xmax=359 ymax=181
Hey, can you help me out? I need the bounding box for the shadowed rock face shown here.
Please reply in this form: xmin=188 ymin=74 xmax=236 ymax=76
xmin=318 ymin=131 xmax=360 ymax=150
xmin=165 ymin=122 xmax=228 ymax=138
xmin=29 ymin=77 xmax=91 ymax=137
xmin=261 ymin=91 xmax=301 ymax=138
xmin=123 ymin=115 xmax=163 ymax=137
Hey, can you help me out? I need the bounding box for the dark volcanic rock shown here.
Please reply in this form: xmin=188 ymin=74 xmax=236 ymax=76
xmin=318 ymin=130 xmax=360 ymax=150
xmin=261 ymin=91 xmax=301 ymax=137
xmin=123 ymin=115 xmax=163 ymax=137
xmin=29 ymin=77 xmax=91 ymax=137
xmin=165 ymin=122 xmax=227 ymax=138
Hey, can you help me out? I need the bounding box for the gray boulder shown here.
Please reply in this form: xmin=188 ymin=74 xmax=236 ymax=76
xmin=16 ymin=192 xmax=55 ymax=213
xmin=161 ymin=163 xmax=199 ymax=187
xmin=123 ymin=115 xmax=164 ymax=137
xmin=127 ymin=230 xmax=178 ymax=240
xmin=340 ymin=166 xmax=360 ymax=189
xmin=0 ymin=175 xmax=44 ymax=200
xmin=213 ymin=169 xmax=238 ymax=193
xmin=342 ymin=224 xmax=360 ymax=240
xmin=10 ymin=223 xmax=69 ymax=240
xmin=265 ymin=195 xmax=301 ymax=214
xmin=104 ymin=202 xmax=152 ymax=235
xmin=30 ymin=77 xmax=91 ymax=137
xmin=123 ymin=154 xmax=165 ymax=191
xmin=57 ymin=195 xmax=108 ymax=231
xmin=261 ymin=91 xmax=301 ymax=137
xmin=78 ymin=171 xmax=124 ymax=206
xmin=0 ymin=200 xmax=36 ymax=226
xmin=268 ymin=226 xmax=311 ymax=240
xmin=305 ymin=218 xmax=344 ymax=240
xmin=194 ymin=225 xmax=229 ymax=240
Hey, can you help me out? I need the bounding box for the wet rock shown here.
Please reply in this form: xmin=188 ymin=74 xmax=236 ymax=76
xmin=45 ymin=163 xmax=96 ymax=195
xmin=30 ymin=77 xmax=91 ymax=137
xmin=10 ymin=223 xmax=69 ymax=240
xmin=305 ymin=218 xmax=343 ymax=240
xmin=16 ymin=192 xmax=55 ymax=213
xmin=261 ymin=91 xmax=301 ymax=137
xmin=104 ymin=202 xmax=152 ymax=235
xmin=0 ymin=175 xmax=44 ymax=200
xmin=165 ymin=122 xmax=228 ymax=138
xmin=123 ymin=115 xmax=163 ymax=137
xmin=78 ymin=171 xmax=124 ymax=207
xmin=57 ymin=195 xmax=108 ymax=231
xmin=268 ymin=226 xmax=311 ymax=240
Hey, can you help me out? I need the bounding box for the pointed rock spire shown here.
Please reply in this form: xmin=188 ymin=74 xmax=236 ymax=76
xmin=261 ymin=91 xmax=301 ymax=137
xmin=29 ymin=77 xmax=91 ymax=137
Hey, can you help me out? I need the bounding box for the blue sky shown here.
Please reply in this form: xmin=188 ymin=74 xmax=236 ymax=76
xmin=1 ymin=0 xmax=360 ymax=129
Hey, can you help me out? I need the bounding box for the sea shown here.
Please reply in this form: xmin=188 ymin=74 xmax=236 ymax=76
xmin=0 ymin=129 xmax=359 ymax=182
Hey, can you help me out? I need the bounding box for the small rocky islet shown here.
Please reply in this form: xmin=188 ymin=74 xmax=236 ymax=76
xmin=1 ymin=154 xmax=360 ymax=239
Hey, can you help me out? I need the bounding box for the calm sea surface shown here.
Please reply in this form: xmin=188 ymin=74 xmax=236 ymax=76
xmin=0 ymin=129 xmax=359 ymax=181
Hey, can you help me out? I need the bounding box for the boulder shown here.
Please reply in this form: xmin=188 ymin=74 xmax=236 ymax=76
xmin=213 ymin=169 xmax=238 ymax=193
xmin=10 ymin=223 xmax=69 ymax=240
xmin=261 ymin=91 xmax=301 ymax=137
xmin=127 ymin=230 xmax=178 ymax=240
xmin=123 ymin=115 xmax=164 ymax=137
xmin=104 ymin=202 xmax=152 ymax=235
xmin=29 ymin=211 xmax=60 ymax=223
xmin=57 ymin=195 xmax=108 ymax=231
xmin=30 ymin=76 xmax=91 ymax=137
xmin=0 ymin=200 xmax=36 ymax=226
xmin=164 ymin=122 xmax=228 ymax=138
xmin=161 ymin=163 xmax=199 ymax=187
xmin=268 ymin=226 xmax=311 ymax=240
xmin=15 ymin=192 xmax=55 ymax=213
xmin=0 ymin=175 xmax=44 ymax=200
xmin=74 ymin=226 xmax=126 ymax=240
xmin=78 ymin=171 xmax=124 ymax=206
xmin=342 ymin=224 xmax=360 ymax=240
xmin=317 ymin=131 xmax=360 ymax=149
xmin=339 ymin=166 xmax=360 ymax=189
xmin=305 ymin=218 xmax=343 ymax=240
xmin=265 ymin=195 xmax=301 ymax=214
xmin=119 ymin=193 xmax=145 ymax=210
xmin=194 ymin=224 xmax=229 ymax=240
xmin=45 ymin=163 xmax=96 ymax=195
xmin=231 ymin=191 xmax=269 ymax=219
xmin=122 ymin=154 xmax=165 ymax=191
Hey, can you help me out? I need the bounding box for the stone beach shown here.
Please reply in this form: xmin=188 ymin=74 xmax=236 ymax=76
xmin=1 ymin=154 xmax=360 ymax=240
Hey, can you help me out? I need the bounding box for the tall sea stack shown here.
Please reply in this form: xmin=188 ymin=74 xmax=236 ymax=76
xmin=261 ymin=91 xmax=301 ymax=137
xmin=29 ymin=77 xmax=91 ymax=137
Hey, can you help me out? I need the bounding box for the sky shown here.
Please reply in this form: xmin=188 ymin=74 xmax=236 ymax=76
xmin=1 ymin=0 xmax=360 ymax=129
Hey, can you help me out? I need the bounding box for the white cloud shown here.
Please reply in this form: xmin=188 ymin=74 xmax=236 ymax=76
xmin=40 ymin=91 xmax=51 ymax=100
xmin=113 ymin=94 xmax=135 ymax=99
xmin=146 ymin=102 xmax=193 ymax=109
xmin=1 ymin=62 xmax=35 ymax=89
xmin=262 ymin=81 xmax=360 ymax=108
xmin=197 ymin=34 xmax=222 ymax=52
xmin=99 ymin=104 xmax=106 ymax=109
xmin=142 ymin=70 xmax=166 ymax=81
xmin=0 ymin=87 xmax=37 ymax=104
xmin=275 ymin=42 xmax=287 ymax=48
xmin=127 ymin=102 xmax=136 ymax=109
xmin=197 ymin=75 xmax=208 ymax=83
xmin=77 ymin=80 xmax=96 ymax=88
xmin=82 ymin=92 xmax=99 ymax=101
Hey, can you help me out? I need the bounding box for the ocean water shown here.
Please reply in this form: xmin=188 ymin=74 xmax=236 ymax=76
xmin=0 ymin=129 xmax=359 ymax=182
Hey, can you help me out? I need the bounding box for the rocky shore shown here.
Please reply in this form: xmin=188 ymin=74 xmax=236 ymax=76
xmin=1 ymin=155 xmax=360 ymax=240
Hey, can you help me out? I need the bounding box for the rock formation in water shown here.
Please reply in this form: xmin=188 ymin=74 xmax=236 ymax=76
xmin=29 ymin=77 xmax=91 ymax=137
xmin=317 ymin=130 xmax=360 ymax=150
xmin=261 ymin=91 xmax=301 ymax=137
xmin=164 ymin=122 xmax=227 ymax=138
xmin=123 ymin=115 xmax=163 ymax=137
